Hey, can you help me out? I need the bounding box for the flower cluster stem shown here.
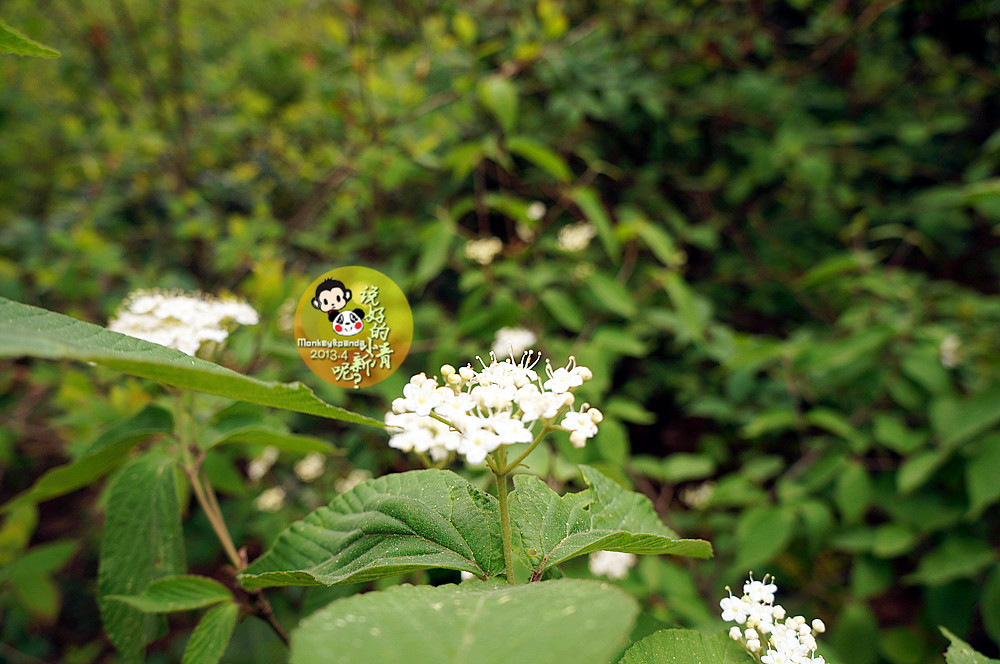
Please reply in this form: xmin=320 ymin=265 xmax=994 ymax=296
xmin=491 ymin=447 xmax=517 ymax=585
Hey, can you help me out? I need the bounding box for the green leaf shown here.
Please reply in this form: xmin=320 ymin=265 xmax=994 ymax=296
xmin=538 ymin=288 xmax=584 ymax=331
xmin=966 ymin=434 xmax=1000 ymax=518
xmin=182 ymin=602 xmax=239 ymax=664
xmin=734 ymin=505 xmax=796 ymax=570
xmin=586 ymin=272 xmax=638 ymax=318
xmin=906 ymin=537 xmax=996 ymax=586
xmin=0 ymin=20 xmax=59 ymax=57
xmin=108 ymin=575 xmax=232 ymax=613
xmin=2 ymin=404 xmax=173 ymax=513
xmin=941 ymin=627 xmax=1000 ymax=664
xmin=982 ymin=568 xmax=1000 ymax=647
xmin=571 ymin=188 xmax=621 ymax=259
xmin=510 ymin=466 xmax=711 ymax=577
xmin=635 ymin=222 xmax=686 ymax=268
xmin=239 ymin=469 xmax=503 ymax=590
xmin=897 ymin=449 xmax=948 ymax=494
xmin=931 ymin=385 xmax=1000 ymax=449
xmin=0 ymin=297 xmax=381 ymax=427
xmin=290 ymin=579 xmax=638 ymax=664
xmin=835 ymin=461 xmax=872 ymax=524
xmin=99 ymin=450 xmax=186 ymax=662
xmin=661 ymin=271 xmax=705 ymax=342
xmin=618 ymin=628 xmax=756 ymax=664
xmin=414 ymin=219 xmax=455 ymax=287
xmin=5 ymin=540 xmax=78 ymax=622
xmin=202 ymin=425 xmax=335 ymax=453
xmin=506 ymin=135 xmax=572 ymax=182
xmin=806 ymin=408 xmax=868 ymax=451
xmin=477 ymin=74 xmax=518 ymax=133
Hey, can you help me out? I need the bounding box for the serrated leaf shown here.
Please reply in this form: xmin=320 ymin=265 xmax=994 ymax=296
xmin=108 ymin=575 xmax=232 ymax=613
xmin=941 ymin=627 xmax=1000 ymax=664
xmin=2 ymin=404 xmax=173 ymax=513
xmin=239 ymin=469 xmax=503 ymax=590
xmin=510 ymin=466 xmax=711 ymax=577
xmin=98 ymin=450 xmax=186 ymax=662
xmin=571 ymin=188 xmax=621 ymax=259
xmin=182 ymin=602 xmax=238 ymax=664
xmin=618 ymin=628 xmax=756 ymax=664
xmin=290 ymin=579 xmax=638 ymax=664
xmin=0 ymin=21 xmax=59 ymax=57
xmin=506 ymin=135 xmax=572 ymax=182
xmin=202 ymin=425 xmax=335 ymax=453
xmin=0 ymin=297 xmax=380 ymax=427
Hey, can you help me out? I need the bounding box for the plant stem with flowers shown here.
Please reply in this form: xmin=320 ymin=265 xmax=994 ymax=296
xmin=384 ymin=351 xmax=603 ymax=584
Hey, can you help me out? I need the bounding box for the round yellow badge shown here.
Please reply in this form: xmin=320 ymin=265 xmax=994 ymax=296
xmin=294 ymin=266 xmax=413 ymax=389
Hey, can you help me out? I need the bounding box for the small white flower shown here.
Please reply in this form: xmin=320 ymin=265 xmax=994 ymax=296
xmin=588 ymin=550 xmax=637 ymax=580
xmin=811 ymin=619 xmax=826 ymax=634
xmin=293 ymin=453 xmax=325 ymax=482
xmin=729 ymin=626 xmax=742 ymax=641
xmin=335 ymin=469 xmax=372 ymax=493
xmin=254 ymin=486 xmax=286 ymax=512
xmin=491 ymin=327 xmax=538 ymax=359
xmin=526 ymin=201 xmax=547 ymax=221
xmin=247 ymin=446 xmax=279 ymax=482
xmin=940 ymin=333 xmax=961 ymax=368
xmin=464 ymin=237 xmax=503 ymax=265
xmin=557 ymin=221 xmax=597 ymax=252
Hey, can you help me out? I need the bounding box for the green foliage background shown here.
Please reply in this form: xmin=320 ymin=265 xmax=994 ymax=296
xmin=1 ymin=0 xmax=999 ymax=662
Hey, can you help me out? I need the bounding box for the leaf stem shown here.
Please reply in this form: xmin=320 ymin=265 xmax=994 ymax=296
xmin=491 ymin=447 xmax=516 ymax=585
xmin=173 ymin=390 xmax=290 ymax=646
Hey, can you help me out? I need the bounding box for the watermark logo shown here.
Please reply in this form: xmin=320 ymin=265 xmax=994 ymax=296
xmin=294 ymin=266 xmax=412 ymax=389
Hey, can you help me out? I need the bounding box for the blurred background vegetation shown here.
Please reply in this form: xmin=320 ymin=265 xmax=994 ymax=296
xmin=2 ymin=0 xmax=1000 ymax=662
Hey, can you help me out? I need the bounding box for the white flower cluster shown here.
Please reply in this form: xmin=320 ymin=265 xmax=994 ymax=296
xmin=385 ymin=352 xmax=602 ymax=465
xmin=588 ymin=550 xmax=637 ymax=580
xmin=721 ymin=574 xmax=826 ymax=664
xmin=108 ymin=289 xmax=258 ymax=356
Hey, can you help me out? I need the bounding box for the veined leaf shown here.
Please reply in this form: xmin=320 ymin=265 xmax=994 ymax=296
xmin=239 ymin=469 xmax=503 ymax=590
xmin=1 ymin=404 xmax=173 ymax=513
xmin=510 ymin=466 xmax=711 ymax=577
xmin=0 ymin=297 xmax=380 ymax=427
xmin=98 ymin=450 xmax=186 ymax=662
xmin=108 ymin=575 xmax=232 ymax=613
xmin=182 ymin=603 xmax=239 ymax=664
xmin=290 ymin=579 xmax=638 ymax=664
xmin=618 ymin=628 xmax=756 ymax=664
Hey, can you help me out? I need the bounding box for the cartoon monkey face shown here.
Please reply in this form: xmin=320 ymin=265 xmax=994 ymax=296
xmin=311 ymin=279 xmax=352 ymax=320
